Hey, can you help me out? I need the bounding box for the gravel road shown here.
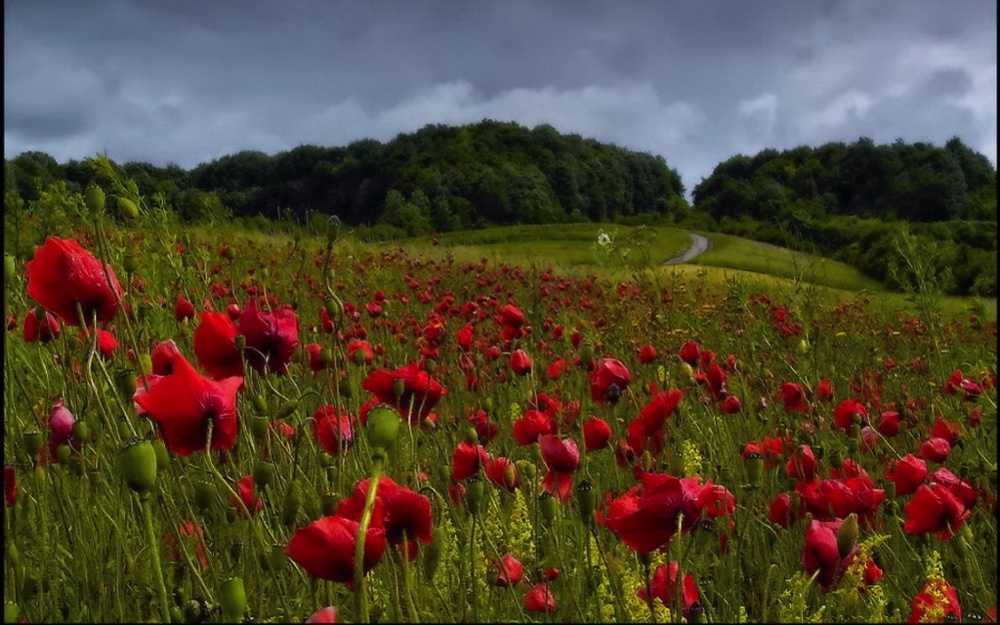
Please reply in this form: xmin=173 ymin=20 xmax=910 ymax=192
xmin=662 ymin=232 xmax=711 ymax=265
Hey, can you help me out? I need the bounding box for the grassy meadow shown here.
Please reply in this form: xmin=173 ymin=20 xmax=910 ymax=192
xmin=2 ymin=212 xmax=997 ymax=624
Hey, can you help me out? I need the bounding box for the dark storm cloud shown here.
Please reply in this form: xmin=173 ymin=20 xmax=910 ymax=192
xmin=4 ymin=0 xmax=995 ymax=194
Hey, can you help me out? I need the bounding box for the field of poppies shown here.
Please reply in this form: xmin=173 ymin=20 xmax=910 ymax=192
xmin=2 ymin=192 xmax=997 ymax=623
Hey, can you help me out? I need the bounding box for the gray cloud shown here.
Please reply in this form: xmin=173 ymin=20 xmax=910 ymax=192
xmin=4 ymin=0 xmax=995 ymax=195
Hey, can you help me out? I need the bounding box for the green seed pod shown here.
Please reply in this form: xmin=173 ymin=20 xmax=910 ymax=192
xmin=168 ymin=606 xmax=183 ymax=624
xmin=579 ymin=344 xmax=595 ymax=366
xmin=84 ymin=185 xmax=106 ymax=216
xmin=252 ymin=462 xmax=274 ymax=489
xmin=392 ymin=378 xmax=406 ymax=400
xmin=577 ymin=480 xmax=597 ymax=524
xmin=538 ymin=492 xmax=557 ymax=523
xmin=274 ymin=398 xmax=299 ymax=420
xmin=366 ymin=405 xmax=401 ymax=453
xmin=745 ymin=453 xmax=764 ymax=486
xmin=120 ymin=440 xmax=157 ymax=495
xmin=837 ymin=513 xmax=859 ymax=560
xmin=281 ymin=482 xmax=302 ymax=527
xmin=3 ymin=602 xmax=16 ymax=625
xmin=181 ymin=599 xmax=205 ymax=624
xmin=424 ymin=358 xmax=437 ymax=374
xmin=193 ymin=481 xmax=217 ymax=511
xmin=4 ymin=255 xmax=16 ymax=286
xmin=23 ymin=431 xmax=44 ymax=460
xmin=325 ymin=218 xmax=341 ymax=244
xmin=352 ymin=348 xmax=367 ymax=366
xmin=71 ymin=420 xmax=90 ymax=443
xmin=122 ymin=254 xmax=139 ymax=275
xmin=234 ymin=333 xmax=247 ymax=353
xmin=319 ymin=347 xmax=334 ymax=366
xmin=117 ymin=197 xmax=139 ymax=221
xmin=338 ymin=377 xmax=354 ymax=399
xmin=464 ymin=427 xmax=479 ymax=445
xmin=229 ymin=540 xmax=244 ymax=565
xmin=465 ymin=476 xmax=485 ymax=515
xmin=249 ymin=416 xmax=269 ymax=441
xmin=324 ymin=298 xmax=340 ymax=320
xmin=116 ymin=368 xmax=138 ymax=398
xmin=56 ymin=443 xmax=73 ymax=466
xmin=321 ymin=492 xmax=338 ymax=516
xmin=218 ymin=577 xmax=246 ymax=623
xmin=828 ymin=448 xmax=844 ymax=470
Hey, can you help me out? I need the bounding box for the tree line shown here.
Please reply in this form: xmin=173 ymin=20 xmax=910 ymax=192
xmin=3 ymin=123 xmax=996 ymax=295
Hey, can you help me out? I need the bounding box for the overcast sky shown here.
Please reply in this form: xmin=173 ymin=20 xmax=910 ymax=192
xmin=4 ymin=1 xmax=996 ymax=195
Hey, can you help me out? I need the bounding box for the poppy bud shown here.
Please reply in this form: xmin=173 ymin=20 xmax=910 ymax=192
xmin=138 ymin=353 xmax=154 ymax=377
xmin=274 ymin=398 xmax=299 ymax=420
xmin=230 ymin=540 xmax=244 ymax=565
xmin=281 ymin=482 xmax=301 ymax=527
xmin=516 ymin=460 xmax=535 ymax=482
xmin=5 ymin=602 xmax=18 ymax=624
xmin=85 ymin=185 xmax=105 ymax=216
xmin=745 ymin=452 xmax=764 ymax=486
xmin=337 ymin=377 xmax=353 ymax=399
xmin=71 ymin=420 xmax=90 ymax=443
xmin=153 ymin=439 xmax=170 ymax=471
xmin=423 ymin=527 xmax=444 ymax=580
xmin=23 ymin=431 xmax=44 ymax=460
xmin=325 ymin=218 xmax=341 ymax=244
xmin=366 ymin=405 xmax=400 ymax=453
xmin=117 ymin=197 xmax=139 ymax=221
xmin=324 ymin=298 xmax=340 ymax=320
xmin=579 ymin=344 xmax=594 ymax=366
xmin=464 ymin=427 xmax=479 ymax=445
xmin=319 ymin=347 xmax=334 ymax=367
xmin=577 ymin=480 xmax=596 ymax=523
xmin=119 ymin=440 xmax=157 ymax=495
xmin=4 ymin=255 xmax=15 ymax=285
xmin=539 ymin=492 xmax=557 ymax=523
xmin=218 ymin=577 xmax=246 ymax=623
xmin=837 ymin=513 xmax=858 ymax=560
xmin=424 ymin=358 xmax=437 ymax=374
xmin=115 ymin=368 xmax=137 ymax=398
xmin=234 ymin=334 xmax=246 ymax=353
xmin=193 ymin=481 xmax=217 ymax=511
xmin=392 ymin=377 xmax=406 ymax=400
xmin=252 ymin=462 xmax=274 ymax=488
xmin=466 ymin=475 xmax=485 ymax=514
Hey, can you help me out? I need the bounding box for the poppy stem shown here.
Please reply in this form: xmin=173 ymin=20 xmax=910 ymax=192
xmin=140 ymin=493 xmax=172 ymax=624
xmin=588 ymin=523 xmax=628 ymax=622
xmin=400 ymin=532 xmax=421 ymax=624
xmin=354 ymin=454 xmax=383 ymax=623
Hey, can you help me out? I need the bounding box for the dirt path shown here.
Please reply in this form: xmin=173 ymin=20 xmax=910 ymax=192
xmin=662 ymin=232 xmax=712 ymax=265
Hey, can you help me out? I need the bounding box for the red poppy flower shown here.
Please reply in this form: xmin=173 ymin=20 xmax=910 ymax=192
xmin=452 ymin=441 xmax=491 ymax=482
xmin=931 ymin=416 xmax=962 ymax=445
xmin=785 ymin=445 xmax=818 ymax=481
xmin=362 ymin=363 xmax=446 ymax=425
xmin=877 ymin=410 xmax=901 ymax=437
xmin=802 ymin=518 xmax=845 ymax=591
xmin=230 ymin=475 xmax=264 ymax=516
xmin=697 ymin=362 xmax=729 ymax=399
xmin=286 ymin=515 xmax=386 ymax=583
xmin=94 ymin=328 xmax=118 ymax=360
xmin=150 ymin=339 xmax=183 ymax=376
xmin=485 ymin=456 xmax=520 ymax=491
xmin=336 ymin=476 xmax=432 ymax=560
xmin=194 ymin=312 xmax=243 ymax=380
xmin=305 ymin=343 xmax=325 ymax=374
xmin=347 ymin=340 xmax=373 ymax=366
xmin=885 ymin=454 xmax=927 ymax=496
xmin=468 ymin=409 xmax=499 ymax=445
xmin=539 ymin=435 xmax=579 ymax=502
xmin=174 ymin=294 xmax=196 ymax=322
xmin=636 ymin=561 xmax=701 ymax=618
xmin=639 ymin=388 xmax=684 ymax=432
xmin=603 ymin=473 xmax=707 ymax=553
xmin=546 ymin=359 xmax=568 ymax=380
xmin=928 ymin=467 xmax=978 ymax=508
xmin=46 ymin=401 xmax=78 ymax=463
xmin=720 ymin=395 xmax=742 ymax=413
xmin=919 ymin=437 xmax=951 ymax=463
xmin=490 ymin=553 xmax=524 ymax=587
xmin=496 ymin=304 xmax=524 ymax=328
xmin=513 ymin=409 xmax=555 ymax=446
xmin=305 ymin=607 xmax=338 ymax=624
xmin=524 ymin=583 xmax=556 ymax=613
xmin=4 ymin=465 xmax=15 ymax=507
xmin=909 ymin=578 xmax=962 ymax=623
xmin=818 ymin=476 xmax=885 ymax=524
xmin=237 ymin=300 xmax=299 ymax=375
xmin=456 ymin=323 xmax=474 ymax=352
xmin=509 ymin=349 xmax=532 ymax=376
xmin=134 ymin=354 xmax=243 ymax=457
xmin=678 ymin=341 xmax=700 ymax=366
xmin=834 ymin=399 xmax=867 ymax=432
xmin=781 ymin=382 xmax=811 ymax=414
xmin=26 ymin=236 xmax=124 ymax=326
xmin=311 ymin=406 xmax=354 ymax=456
xmin=769 ymin=492 xmax=797 ymax=528
xmin=22 ymin=309 xmax=61 ymax=343
xmin=590 ymin=358 xmax=631 ymax=405
xmin=638 ymin=344 xmax=658 ymax=364
xmin=816 ymin=378 xmax=835 ymax=401
xmin=164 ymin=521 xmax=209 ymax=568
xmin=903 ymin=483 xmax=970 ymax=540
xmin=583 ymin=417 xmax=612 ymax=451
